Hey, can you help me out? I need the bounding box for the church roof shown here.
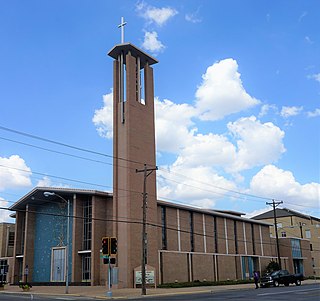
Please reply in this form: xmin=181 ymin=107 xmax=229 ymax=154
xmin=108 ymin=43 xmax=158 ymax=67
xmin=252 ymin=207 xmax=320 ymax=222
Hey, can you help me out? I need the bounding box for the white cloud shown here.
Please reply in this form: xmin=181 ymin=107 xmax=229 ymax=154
xmin=258 ymin=104 xmax=278 ymax=118
xmin=142 ymin=31 xmax=165 ymax=53
xmin=0 ymin=155 xmax=32 ymax=190
xmin=185 ymin=9 xmax=202 ymax=23
xmin=245 ymin=207 xmax=272 ymax=219
xmin=158 ymin=165 xmax=237 ymax=208
xmin=136 ymin=1 xmax=178 ymax=26
xmin=227 ymin=116 xmax=286 ymax=172
xmin=307 ymin=108 xmax=320 ymax=118
xmin=0 ymin=198 xmax=11 ymax=222
xmin=250 ymin=165 xmax=320 ymax=209
xmin=155 ymin=98 xmax=196 ymax=153
xmin=280 ymin=106 xmax=303 ymax=118
xmin=308 ymin=73 xmax=320 ymax=83
xmin=195 ymin=59 xmax=260 ymax=121
xmin=92 ymin=91 xmax=113 ymax=139
xmin=173 ymin=133 xmax=236 ymax=169
xmin=36 ymin=176 xmax=70 ymax=188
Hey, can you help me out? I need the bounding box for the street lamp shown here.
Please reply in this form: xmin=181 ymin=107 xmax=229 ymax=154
xmin=44 ymin=191 xmax=70 ymax=294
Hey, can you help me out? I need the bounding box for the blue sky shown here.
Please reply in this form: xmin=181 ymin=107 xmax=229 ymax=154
xmin=0 ymin=0 xmax=319 ymax=222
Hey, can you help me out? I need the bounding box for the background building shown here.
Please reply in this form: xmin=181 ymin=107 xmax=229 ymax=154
xmin=252 ymin=208 xmax=319 ymax=276
xmin=0 ymin=222 xmax=15 ymax=283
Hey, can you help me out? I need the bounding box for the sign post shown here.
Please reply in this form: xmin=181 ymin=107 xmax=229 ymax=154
xmin=107 ymin=257 xmax=112 ymax=297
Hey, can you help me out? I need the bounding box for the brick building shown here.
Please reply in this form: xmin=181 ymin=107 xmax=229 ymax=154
xmin=9 ymin=41 xmax=314 ymax=287
xmin=253 ymin=208 xmax=319 ymax=277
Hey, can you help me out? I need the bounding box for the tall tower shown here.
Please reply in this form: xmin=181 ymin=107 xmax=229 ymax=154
xmin=108 ymin=43 xmax=158 ymax=288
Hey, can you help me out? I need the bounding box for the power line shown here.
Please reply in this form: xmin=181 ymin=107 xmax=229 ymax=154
xmin=0 ymin=205 xmax=318 ymax=253
xmin=1 ymin=125 xmax=319 ymax=210
xmin=0 ymin=125 xmax=148 ymax=166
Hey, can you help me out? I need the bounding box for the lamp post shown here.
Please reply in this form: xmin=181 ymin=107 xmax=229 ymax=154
xmin=44 ymin=191 xmax=70 ymax=294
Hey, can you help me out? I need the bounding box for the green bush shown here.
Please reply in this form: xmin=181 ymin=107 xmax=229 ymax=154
xmin=158 ymin=279 xmax=253 ymax=288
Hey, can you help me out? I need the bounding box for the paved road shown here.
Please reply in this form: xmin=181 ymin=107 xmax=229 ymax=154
xmin=0 ymin=295 xmax=96 ymax=301
xmin=0 ymin=283 xmax=318 ymax=300
xmin=127 ymin=284 xmax=320 ymax=300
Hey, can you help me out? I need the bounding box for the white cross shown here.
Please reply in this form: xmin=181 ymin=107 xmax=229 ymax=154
xmin=118 ymin=17 xmax=127 ymax=43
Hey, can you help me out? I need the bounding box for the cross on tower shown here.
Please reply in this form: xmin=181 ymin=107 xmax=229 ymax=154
xmin=118 ymin=17 xmax=127 ymax=43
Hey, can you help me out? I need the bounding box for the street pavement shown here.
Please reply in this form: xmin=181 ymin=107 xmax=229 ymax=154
xmin=0 ymin=279 xmax=318 ymax=299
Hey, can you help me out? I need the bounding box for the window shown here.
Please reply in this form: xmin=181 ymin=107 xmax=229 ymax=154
xmin=190 ymin=212 xmax=194 ymax=252
xmin=310 ymin=244 xmax=313 ymax=251
xmin=8 ymin=232 xmax=14 ymax=247
xmin=234 ymin=220 xmax=238 ymax=254
xmin=281 ymin=231 xmax=287 ymax=237
xmin=83 ymin=198 xmax=92 ymax=250
xmin=213 ymin=217 xmax=218 ymax=253
xmin=291 ymin=239 xmax=302 ymax=258
xmin=82 ymin=254 xmax=91 ymax=282
xmin=251 ymin=224 xmax=256 ymax=255
xmin=305 ymin=230 xmax=311 ymax=239
xmin=0 ymin=260 xmax=8 ymax=282
xmin=277 ymin=223 xmax=282 ymax=228
xmin=136 ymin=57 xmax=146 ymax=105
xmin=161 ymin=206 xmax=167 ymax=250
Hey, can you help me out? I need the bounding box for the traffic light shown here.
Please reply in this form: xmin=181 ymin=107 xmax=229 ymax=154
xmin=110 ymin=237 xmax=117 ymax=255
xmin=102 ymin=237 xmax=110 ymax=255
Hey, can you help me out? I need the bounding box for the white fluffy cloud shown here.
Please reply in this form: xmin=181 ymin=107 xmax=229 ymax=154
xmin=0 ymin=155 xmax=32 ymax=190
xmin=227 ymin=116 xmax=286 ymax=172
xmin=195 ymin=58 xmax=260 ymax=121
xmin=0 ymin=198 xmax=11 ymax=222
xmin=173 ymin=133 xmax=236 ymax=169
xmin=142 ymin=31 xmax=165 ymax=53
xmin=155 ymin=98 xmax=196 ymax=153
xmin=158 ymin=165 xmax=237 ymax=208
xmin=136 ymin=1 xmax=178 ymax=26
xmin=307 ymin=108 xmax=320 ymax=118
xmin=250 ymin=165 xmax=320 ymax=209
xmin=280 ymin=106 xmax=303 ymax=118
xmin=92 ymin=91 xmax=113 ymax=139
xmin=309 ymin=73 xmax=320 ymax=83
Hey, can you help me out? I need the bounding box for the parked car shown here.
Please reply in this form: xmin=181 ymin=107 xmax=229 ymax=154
xmin=260 ymin=270 xmax=304 ymax=287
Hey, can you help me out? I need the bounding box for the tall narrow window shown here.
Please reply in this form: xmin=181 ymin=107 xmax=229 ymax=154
xmin=161 ymin=206 xmax=167 ymax=250
xmin=234 ymin=220 xmax=238 ymax=254
xmin=214 ymin=216 xmax=218 ymax=253
xmin=251 ymin=224 xmax=256 ymax=255
xmin=8 ymin=232 xmax=14 ymax=247
xmin=190 ymin=212 xmax=194 ymax=252
xmin=21 ymin=215 xmax=26 ymax=255
xmin=82 ymin=254 xmax=91 ymax=282
xmin=136 ymin=57 xmax=146 ymax=105
xmin=83 ymin=198 xmax=92 ymax=250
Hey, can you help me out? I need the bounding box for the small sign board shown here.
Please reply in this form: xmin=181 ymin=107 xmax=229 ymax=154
xmin=135 ymin=270 xmax=155 ymax=285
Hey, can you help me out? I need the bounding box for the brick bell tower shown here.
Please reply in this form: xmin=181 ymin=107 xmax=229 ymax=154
xmin=108 ymin=41 xmax=158 ymax=288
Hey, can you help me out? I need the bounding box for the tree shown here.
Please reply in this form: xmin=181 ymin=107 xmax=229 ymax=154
xmin=266 ymin=260 xmax=280 ymax=272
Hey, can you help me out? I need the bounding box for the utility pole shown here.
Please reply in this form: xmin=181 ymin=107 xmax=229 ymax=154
xmin=266 ymin=199 xmax=283 ymax=270
xmin=136 ymin=164 xmax=157 ymax=295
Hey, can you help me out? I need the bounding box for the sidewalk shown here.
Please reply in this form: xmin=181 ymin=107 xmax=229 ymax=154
xmin=0 ymin=279 xmax=319 ymax=299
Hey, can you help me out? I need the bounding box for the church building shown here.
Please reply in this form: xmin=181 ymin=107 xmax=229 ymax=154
xmin=9 ymin=39 xmax=313 ymax=287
